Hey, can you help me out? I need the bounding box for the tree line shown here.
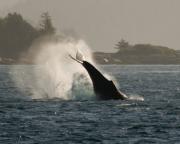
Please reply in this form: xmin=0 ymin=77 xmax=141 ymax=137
xmin=0 ymin=12 xmax=179 ymax=64
xmin=93 ymin=39 xmax=180 ymax=64
xmin=115 ymin=39 xmax=177 ymax=56
xmin=0 ymin=12 xmax=55 ymax=60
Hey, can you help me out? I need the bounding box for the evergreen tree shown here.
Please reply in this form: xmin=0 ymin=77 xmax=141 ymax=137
xmin=115 ymin=39 xmax=129 ymax=52
xmin=0 ymin=13 xmax=39 ymax=59
xmin=39 ymin=12 xmax=55 ymax=35
xmin=0 ymin=12 xmax=56 ymax=62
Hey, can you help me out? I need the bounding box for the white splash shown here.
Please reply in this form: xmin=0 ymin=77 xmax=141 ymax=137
xmin=128 ymin=94 xmax=144 ymax=101
xmin=11 ymin=37 xmax=96 ymax=100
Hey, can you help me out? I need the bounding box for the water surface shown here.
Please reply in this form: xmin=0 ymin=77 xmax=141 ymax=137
xmin=0 ymin=65 xmax=180 ymax=144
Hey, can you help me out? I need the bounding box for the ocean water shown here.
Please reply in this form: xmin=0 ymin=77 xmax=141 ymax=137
xmin=0 ymin=65 xmax=180 ymax=144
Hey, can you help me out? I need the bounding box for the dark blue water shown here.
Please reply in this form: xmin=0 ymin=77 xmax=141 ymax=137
xmin=0 ymin=65 xmax=180 ymax=144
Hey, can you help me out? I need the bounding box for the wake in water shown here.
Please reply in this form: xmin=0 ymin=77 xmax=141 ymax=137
xmin=10 ymin=36 xmax=97 ymax=100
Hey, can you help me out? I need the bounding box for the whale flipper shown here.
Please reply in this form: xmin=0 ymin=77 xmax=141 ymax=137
xmin=82 ymin=61 xmax=127 ymax=100
xmin=69 ymin=55 xmax=127 ymax=100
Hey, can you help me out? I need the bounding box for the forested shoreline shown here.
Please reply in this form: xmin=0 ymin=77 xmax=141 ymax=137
xmin=94 ymin=39 xmax=180 ymax=64
xmin=0 ymin=12 xmax=55 ymax=64
xmin=0 ymin=13 xmax=180 ymax=65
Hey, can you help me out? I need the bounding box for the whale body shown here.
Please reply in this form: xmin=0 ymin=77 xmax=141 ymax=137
xmin=82 ymin=61 xmax=127 ymax=100
xmin=69 ymin=54 xmax=127 ymax=100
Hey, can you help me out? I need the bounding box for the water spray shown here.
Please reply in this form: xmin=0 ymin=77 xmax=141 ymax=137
xmin=10 ymin=37 xmax=95 ymax=100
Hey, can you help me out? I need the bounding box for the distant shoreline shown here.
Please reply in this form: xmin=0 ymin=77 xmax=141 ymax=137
xmin=0 ymin=13 xmax=180 ymax=65
xmin=0 ymin=44 xmax=180 ymax=65
xmin=93 ymin=51 xmax=180 ymax=65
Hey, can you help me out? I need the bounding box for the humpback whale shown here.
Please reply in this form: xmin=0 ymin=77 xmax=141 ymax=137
xmin=69 ymin=54 xmax=127 ymax=100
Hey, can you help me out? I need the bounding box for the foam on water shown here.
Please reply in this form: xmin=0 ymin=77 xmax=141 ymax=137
xmin=128 ymin=94 xmax=144 ymax=101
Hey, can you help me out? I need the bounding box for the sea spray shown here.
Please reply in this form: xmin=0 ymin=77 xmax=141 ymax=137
xmin=10 ymin=37 xmax=96 ymax=100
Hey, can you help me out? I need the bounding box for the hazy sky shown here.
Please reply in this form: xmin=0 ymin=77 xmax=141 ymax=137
xmin=1 ymin=0 xmax=180 ymax=52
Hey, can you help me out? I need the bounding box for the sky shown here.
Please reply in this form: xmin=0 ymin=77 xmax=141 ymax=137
xmin=0 ymin=0 xmax=180 ymax=52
